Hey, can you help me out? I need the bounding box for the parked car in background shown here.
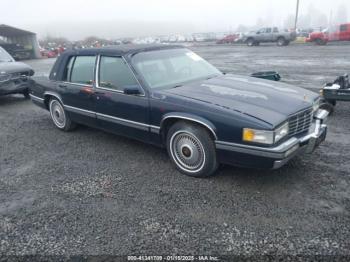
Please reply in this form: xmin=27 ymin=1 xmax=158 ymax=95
xmin=0 ymin=43 xmax=32 ymax=60
xmin=40 ymin=48 xmax=57 ymax=58
xmin=0 ymin=46 xmax=34 ymax=98
xmin=306 ymin=23 xmax=350 ymax=45
xmin=29 ymin=44 xmax=328 ymax=177
xmin=216 ymin=34 xmax=239 ymax=44
xmin=243 ymin=27 xmax=297 ymax=46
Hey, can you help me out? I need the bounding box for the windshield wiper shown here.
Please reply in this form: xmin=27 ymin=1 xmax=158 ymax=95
xmin=171 ymin=84 xmax=183 ymax=89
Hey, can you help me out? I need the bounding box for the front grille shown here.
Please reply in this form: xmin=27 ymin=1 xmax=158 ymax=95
xmin=288 ymin=108 xmax=313 ymax=136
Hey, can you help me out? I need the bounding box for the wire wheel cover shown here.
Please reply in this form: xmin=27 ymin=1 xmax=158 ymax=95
xmin=171 ymin=131 xmax=206 ymax=172
xmin=50 ymin=101 xmax=66 ymax=128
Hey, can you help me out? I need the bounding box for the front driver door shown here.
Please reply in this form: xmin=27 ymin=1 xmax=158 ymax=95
xmin=93 ymin=55 xmax=149 ymax=141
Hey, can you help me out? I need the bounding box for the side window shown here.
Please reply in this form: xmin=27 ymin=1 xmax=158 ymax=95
xmin=273 ymin=27 xmax=279 ymax=33
xmin=340 ymin=24 xmax=347 ymax=32
xmin=258 ymin=28 xmax=266 ymax=34
xmin=98 ymin=56 xmax=139 ymax=91
xmin=266 ymin=28 xmax=272 ymax=33
xmin=70 ymin=56 xmax=96 ymax=85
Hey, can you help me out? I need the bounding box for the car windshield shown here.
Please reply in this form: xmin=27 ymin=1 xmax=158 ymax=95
xmin=0 ymin=47 xmax=14 ymax=62
xmin=132 ymin=48 xmax=222 ymax=89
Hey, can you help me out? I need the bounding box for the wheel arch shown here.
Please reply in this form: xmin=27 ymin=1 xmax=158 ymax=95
xmin=160 ymin=113 xmax=218 ymax=143
xmin=43 ymin=91 xmax=63 ymax=110
xmin=246 ymin=37 xmax=255 ymax=42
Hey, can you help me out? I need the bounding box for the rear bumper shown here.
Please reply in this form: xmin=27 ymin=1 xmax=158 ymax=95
xmin=215 ymin=110 xmax=328 ymax=169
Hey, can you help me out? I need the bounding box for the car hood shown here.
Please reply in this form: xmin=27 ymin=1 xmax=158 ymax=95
xmin=0 ymin=61 xmax=34 ymax=75
xmin=161 ymin=74 xmax=318 ymax=126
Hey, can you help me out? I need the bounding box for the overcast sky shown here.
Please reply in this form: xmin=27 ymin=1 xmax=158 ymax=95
xmin=2 ymin=0 xmax=349 ymax=39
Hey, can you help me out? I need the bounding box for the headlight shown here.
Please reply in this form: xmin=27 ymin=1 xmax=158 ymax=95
xmin=274 ymin=122 xmax=289 ymax=143
xmin=243 ymin=128 xmax=274 ymax=144
xmin=0 ymin=73 xmax=11 ymax=82
xmin=243 ymin=122 xmax=289 ymax=145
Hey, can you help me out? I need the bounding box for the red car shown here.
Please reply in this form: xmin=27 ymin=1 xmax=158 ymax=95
xmin=40 ymin=49 xmax=57 ymax=58
xmin=216 ymin=34 xmax=238 ymax=44
xmin=306 ymin=23 xmax=350 ymax=45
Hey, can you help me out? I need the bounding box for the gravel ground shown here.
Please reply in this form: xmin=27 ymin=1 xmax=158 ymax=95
xmin=0 ymin=43 xmax=350 ymax=259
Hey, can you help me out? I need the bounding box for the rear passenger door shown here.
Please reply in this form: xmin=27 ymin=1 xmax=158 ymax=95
xmin=94 ymin=55 xmax=149 ymax=141
xmin=59 ymin=55 xmax=97 ymax=126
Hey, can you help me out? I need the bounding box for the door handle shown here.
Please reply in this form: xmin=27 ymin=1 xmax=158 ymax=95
xmin=58 ymin=84 xmax=67 ymax=88
xmin=81 ymin=87 xmax=95 ymax=95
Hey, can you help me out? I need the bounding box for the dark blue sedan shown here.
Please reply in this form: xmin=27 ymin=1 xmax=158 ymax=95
xmin=29 ymin=44 xmax=328 ymax=177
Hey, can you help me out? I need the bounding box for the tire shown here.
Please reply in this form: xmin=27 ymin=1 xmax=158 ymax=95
xmin=247 ymin=38 xmax=255 ymax=47
xmin=319 ymin=102 xmax=334 ymax=115
xmin=327 ymin=100 xmax=337 ymax=106
xmin=49 ymin=98 xmax=76 ymax=131
xmin=166 ymin=121 xmax=218 ymax=177
xmin=23 ymin=89 xmax=30 ymax=99
xmin=284 ymin=40 xmax=290 ymax=46
xmin=315 ymin=39 xmax=326 ymax=45
xmin=277 ymin=37 xmax=286 ymax=46
xmin=254 ymin=41 xmax=260 ymax=46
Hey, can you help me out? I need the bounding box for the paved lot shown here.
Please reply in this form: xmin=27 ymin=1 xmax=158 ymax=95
xmin=1 ymin=44 xmax=350 ymax=257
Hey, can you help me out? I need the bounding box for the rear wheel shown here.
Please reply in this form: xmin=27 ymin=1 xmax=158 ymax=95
xmin=166 ymin=121 xmax=218 ymax=177
xmin=277 ymin=37 xmax=287 ymax=46
xmin=49 ymin=98 xmax=76 ymax=131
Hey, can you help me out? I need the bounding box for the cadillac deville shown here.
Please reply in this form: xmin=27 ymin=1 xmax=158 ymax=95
xmin=29 ymin=44 xmax=328 ymax=177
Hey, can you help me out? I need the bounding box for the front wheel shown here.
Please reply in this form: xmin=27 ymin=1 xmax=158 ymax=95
xmin=49 ymin=98 xmax=76 ymax=131
xmin=315 ymin=39 xmax=327 ymax=45
xmin=166 ymin=121 xmax=219 ymax=177
xmin=277 ymin=37 xmax=287 ymax=46
xmin=247 ymin=38 xmax=255 ymax=47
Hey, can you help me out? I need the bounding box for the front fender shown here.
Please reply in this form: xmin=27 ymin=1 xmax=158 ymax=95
xmin=160 ymin=112 xmax=218 ymax=140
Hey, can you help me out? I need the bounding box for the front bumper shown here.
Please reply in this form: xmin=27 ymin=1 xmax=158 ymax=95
xmin=0 ymin=78 xmax=31 ymax=96
xmin=215 ymin=109 xmax=328 ymax=169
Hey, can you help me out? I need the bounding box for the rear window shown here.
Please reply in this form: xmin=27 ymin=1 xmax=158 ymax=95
xmin=64 ymin=56 xmax=96 ymax=85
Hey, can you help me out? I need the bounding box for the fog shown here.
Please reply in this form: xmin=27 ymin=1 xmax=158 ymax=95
xmin=2 ymin=0 xmax=350 ymax=39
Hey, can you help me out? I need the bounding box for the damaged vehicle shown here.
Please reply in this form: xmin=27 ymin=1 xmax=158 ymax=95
xmin=0 ymin=46 xmax=34 ymax=98
xmin=29 ymin=44 xmax=328 ymax=177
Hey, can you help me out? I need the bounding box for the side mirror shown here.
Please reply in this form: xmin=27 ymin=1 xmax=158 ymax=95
xmin=124 ymin=86 xmax=141 ymax=95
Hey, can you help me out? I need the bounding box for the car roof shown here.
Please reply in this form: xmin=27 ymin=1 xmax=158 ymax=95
xmin=63 ymin=44 xmax=185 ymax=57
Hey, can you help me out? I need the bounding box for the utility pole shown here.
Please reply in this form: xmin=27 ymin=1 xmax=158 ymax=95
xmin=294 ymin=0 xmax=300 ymax=30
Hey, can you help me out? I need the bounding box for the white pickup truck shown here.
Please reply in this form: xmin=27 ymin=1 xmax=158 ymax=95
xmin=243 ymin=27 xmax=296 ymax=46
